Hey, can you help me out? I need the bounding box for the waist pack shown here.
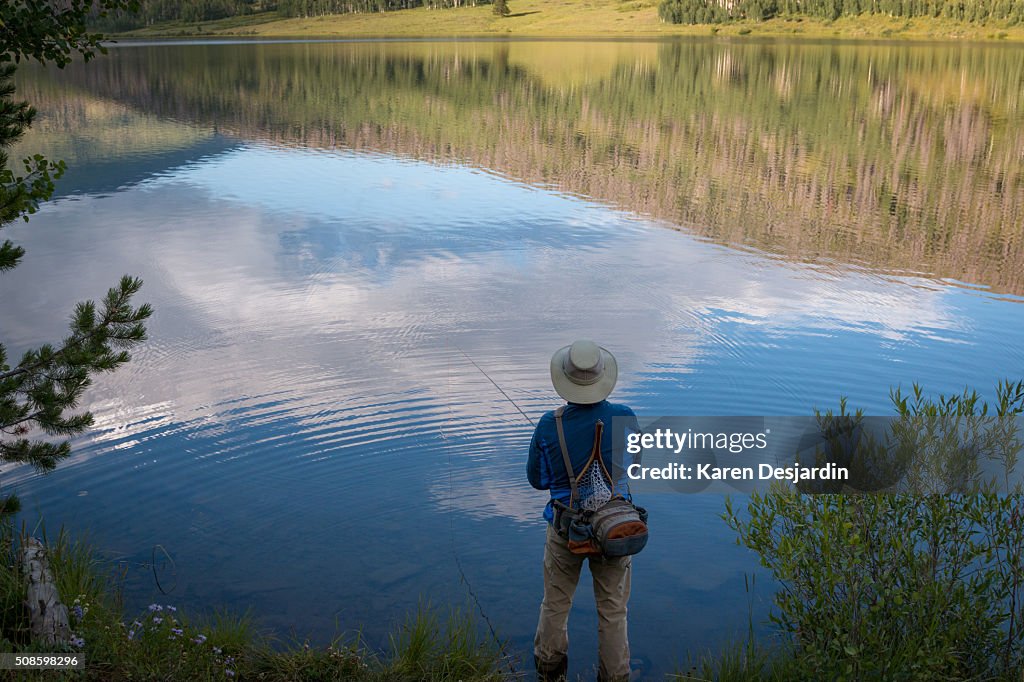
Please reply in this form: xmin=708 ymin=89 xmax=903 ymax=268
xmin=551 ymin=406 xmax=648 ymax=558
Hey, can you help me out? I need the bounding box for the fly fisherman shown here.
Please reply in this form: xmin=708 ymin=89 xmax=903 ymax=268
xmin=527 ymin=340 xmax=640 ymax=682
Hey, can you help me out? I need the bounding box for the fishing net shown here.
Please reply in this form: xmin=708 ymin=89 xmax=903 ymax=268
xmin=577 ymin=457 xmax=613 ymax=512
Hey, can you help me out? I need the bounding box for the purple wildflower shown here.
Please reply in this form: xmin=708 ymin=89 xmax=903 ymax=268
xmin=225 ymin=671 xmax=235 ymax=678
xmin=193 ymin=634 xmax=208 ymax=645
xmin=172 ymin=628 xmax=184 ymax=636
xmin=132 ymin=620 xmax=143 ymax=628
xmin=152 ymin=616 xmax=163 ymax=625
xmin=148 ymin=603 xmax=163 ymax=612
xmin=166 ymin=605 xmax=177 ymax=612
xmin=72 ymin=605 xmax=84 ymax=620
xmin=70 ymin=635 xmax=85 ymax=648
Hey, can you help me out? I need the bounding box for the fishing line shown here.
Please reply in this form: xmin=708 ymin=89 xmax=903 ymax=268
xmin=113 ymin=544 xmax=178 ymax=595
xmin=440 ymin=342 xmax=528 ymax=675
xmin=442 ymin=347 xmax=521 ymax=677
xmin=453 ymin=345 xmax=535 ymax=427
xmin=442 ymin=337 xmax=536 ymax=676
xmin=150 ymin=544 xmax=177 ymax=595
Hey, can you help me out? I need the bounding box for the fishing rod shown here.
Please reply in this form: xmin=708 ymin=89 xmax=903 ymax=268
xmin=454 ymin=345 xmax=536 ymax=427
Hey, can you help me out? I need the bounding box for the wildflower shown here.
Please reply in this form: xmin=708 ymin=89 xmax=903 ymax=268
xmin=225 ymin=656 xmax=235 ymax=667
xmin=193 ymin=634 xmax=208 ymax=645
xmin=70 ymin=635 xmax=85 ymax=648
xmin=172 ymin=628 xmax=184 ymax=636
xmin=133 ymin=620 xmax=143 ymax=628
xmin=166 ymin=605 xmax=177 ymax=612
xmin=148 ymin=604 xmax=163 ymax=612
xmin=225 ymin=671 xmax=235 ymax=678
xmin=152 ymin=616 xmax=163 ymax=625
xmin=72 ymin=605 xmax=84 ymax=620
xmin=213 ymin=646 xmax=223 ymax=656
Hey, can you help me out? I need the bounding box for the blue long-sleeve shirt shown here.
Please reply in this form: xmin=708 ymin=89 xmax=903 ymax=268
xmin=527 ymin=400 xmax=640 ymax=523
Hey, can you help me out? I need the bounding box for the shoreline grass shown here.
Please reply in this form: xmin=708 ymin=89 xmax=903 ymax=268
xmin=108 ymin=2 xmax=1024 ymax=43
xmin=0 ymin=523 xmax=507 ymax=681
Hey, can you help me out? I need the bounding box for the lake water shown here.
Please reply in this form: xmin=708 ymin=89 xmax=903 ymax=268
xmin=3 ymin=40 xmax=1024 ymax=678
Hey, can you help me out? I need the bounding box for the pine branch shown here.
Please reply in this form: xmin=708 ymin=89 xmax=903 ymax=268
xmin=0 ymin=493 xmax=21 ymax=515
xmin=0 ymin=239 xmax=25 ymax=272
xmin=0 ymin=276 xmax=151 ymax=383
xmin=0 ymin=438 xmax=71 ymax=472
xmin=0 ymin=276 xmax=150 ymax=460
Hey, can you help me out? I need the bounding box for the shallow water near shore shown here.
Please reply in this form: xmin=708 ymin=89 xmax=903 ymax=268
xmin=2 ymin=40 xmax=1023 ymax=678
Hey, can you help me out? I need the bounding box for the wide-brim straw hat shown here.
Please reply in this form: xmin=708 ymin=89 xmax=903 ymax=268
xmin=550 ymin=340 xmax=618 ymax=405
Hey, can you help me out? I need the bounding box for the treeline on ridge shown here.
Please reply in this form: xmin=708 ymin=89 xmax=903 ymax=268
xmin=658 ymin=0 xmax=1024 ymax=23
xmin=276 ymin=0 xmax=494 ymax=16
xmin=86 ymin=0 xmax=1024 ymax=28
xmin=89 ymin=0 xmax=495 ymax=30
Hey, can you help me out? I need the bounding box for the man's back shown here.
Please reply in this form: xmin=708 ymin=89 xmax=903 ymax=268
xmin=530 ymin=340 xmax=637 ymax=682
xmin=527 ymin=400 xmax=639 ymax=522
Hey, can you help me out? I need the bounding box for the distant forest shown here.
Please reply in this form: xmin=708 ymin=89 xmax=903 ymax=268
xmin=89 ymin=0 xmax=1024 ymax=29
xmin=90 ymin=0 xmax=495 ymax=30
xmin=658 ymin=0 xmax=1024 ymax=23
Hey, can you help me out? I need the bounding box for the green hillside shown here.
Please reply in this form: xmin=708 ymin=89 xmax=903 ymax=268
xmin=112 ymin=0 xmax=1024 ymax=41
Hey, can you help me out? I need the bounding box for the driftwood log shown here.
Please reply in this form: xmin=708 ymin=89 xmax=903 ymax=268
xmin=20 ymin=537 xmax=70 ymax=646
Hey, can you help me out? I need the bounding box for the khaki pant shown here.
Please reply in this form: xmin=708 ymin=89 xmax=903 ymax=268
xmin=534 ymin=524 xmax=632 ymax=681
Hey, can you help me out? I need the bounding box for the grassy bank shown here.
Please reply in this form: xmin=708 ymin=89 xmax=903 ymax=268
xmin=0 ymin=525 xmax=507 ymax=681
xmin=112 ymin=0 xmax=1024 ymax=42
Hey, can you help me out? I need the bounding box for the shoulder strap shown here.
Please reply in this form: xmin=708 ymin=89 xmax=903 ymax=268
xmin=554 ymin=406 xmax=579 ymax=508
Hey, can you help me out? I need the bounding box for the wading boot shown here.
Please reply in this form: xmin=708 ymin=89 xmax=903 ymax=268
xmin=534 ymin=653 xmax=568 ymax=681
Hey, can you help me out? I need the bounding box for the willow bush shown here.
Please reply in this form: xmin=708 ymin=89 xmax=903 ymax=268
xmin=725 ymin=381 xmax=1024 ymax=680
